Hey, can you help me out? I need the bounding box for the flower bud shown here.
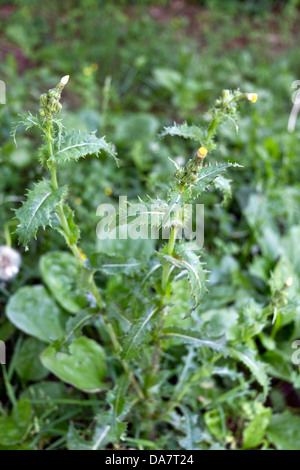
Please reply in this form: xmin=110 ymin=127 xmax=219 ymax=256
xmin=197 ymin=147 xmax=207 ymax=159
xmin=247 ymin=93 xmax=258 ymax=103
xmin=60 ymin=75 xmax=69 ymax=86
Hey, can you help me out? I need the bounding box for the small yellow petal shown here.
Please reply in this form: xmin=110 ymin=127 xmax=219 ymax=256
xmin=78 ymin=248 xmax=87 ymax=261
xmin=83 ymin=67 xmax=92 ymax=76
xmin=247 ymin=93 xmax=258 ymax=103
xmin=105 ymin=187 xmax=113 ymax=196
xmin=197 ymin=147 xmax=208 ymax=158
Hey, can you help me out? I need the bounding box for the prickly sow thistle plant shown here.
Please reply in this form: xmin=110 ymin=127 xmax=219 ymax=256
xmin=8 ymin=78 xmax=289 ymax=448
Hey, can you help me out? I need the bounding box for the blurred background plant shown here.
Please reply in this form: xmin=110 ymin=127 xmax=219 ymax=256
xmin=1 ymin=0 xmax=300 ymax=450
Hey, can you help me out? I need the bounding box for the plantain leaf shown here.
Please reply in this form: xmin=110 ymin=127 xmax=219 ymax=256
xmin=41 ymin=337 xmax=107 ymax=393
xmin=158 ymin=122 xmax=205 ymax=143
xmin=6 ymin=285 xmax=67 ymax=343
xmin=121 ymin=307 xmax=159 ymax=361
xmin=40 ymin=251 xmax=88 ymax=314
xmin=15 ymin=179 xmax=67 ymax=248
xmin=162 ymin=327 xmax=226 ymax=352
xmin=43 ymin=131 xmax=118 ymax=164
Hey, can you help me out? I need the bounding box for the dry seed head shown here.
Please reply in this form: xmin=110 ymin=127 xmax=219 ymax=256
xmin=0 ymin=246 xmax=21 ymax=281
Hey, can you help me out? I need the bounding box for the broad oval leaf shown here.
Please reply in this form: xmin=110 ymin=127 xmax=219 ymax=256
xmin=40 ymin=337 xmax=107 ymax=392
xmin=15 ymin=337 xmax=48 ymax=381
xmin=6 ymin=285 xmax=67 ymax=343
xmin=266 ymin=411 xmax=300 ymax=450
xmin=40 ymin=251 xmax=88 ymax=314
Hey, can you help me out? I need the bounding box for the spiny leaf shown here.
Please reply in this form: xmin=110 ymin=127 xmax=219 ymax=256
xmin=11 ymin=112 xmax=42 ymax=144
xmin=52 ymin=204 xmax=80 ymax=245
xmin=162 ymin=327 xmax=226 ymax=352
xmin=228 ymin=345 xmax=270 ymax=397
xmin=160 ymin=245 xmax=207 ymax=311
xmin=107 ymin=374 xmax=130 ymax=442
xmin=213 ymin=175 xmax=232 ymax=206
xmin=158 ymin=122 xmax=205 ymax=143
xmin=15 ymin=179 xmax=67 ymax=248
xmin=121 ymin=307 xmax=159 ymax=361
xmin=90 ymin=253 xmax=141 ymax=276
xmin=42 ymin=131 xmax=118 ymax=164
xmin=190 ymin=162 xmax=242 ymax=200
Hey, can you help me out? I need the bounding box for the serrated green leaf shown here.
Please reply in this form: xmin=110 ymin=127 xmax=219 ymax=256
xmin=190 ymin=163 xmax=241 ymax=199
xmin=12 ymin=112 xmax=42 ymax=144
xmin=107 ymin=374 xmax=130 ymax=442
xmin=160 ymin=245 xmax=206 ymax=310
xmin=0 ymin=399 xmax=32 ymax=446
xmin=15 ymin=179 xmax=67 ymax=247
xmin=243 ymin=406 xmax=271 ymax=449
xmin=41 ymin=337 xmax=107 ymax=392
xmin=121 ymin=307 xmax=159 ymax=361
xmin=162 ymin=327 xmax=226 ymax=352
xmin=52 ymin=204 xmax=80 ymax=245
xmin=228 ymin=345 xmax=270 ymax=397
xmin=44 ymin=131 xmax=118 ymax=164
xmin=90 ymin=253 xmax=141 ymax=276
xmin=6 ymin=285 xmax=67 ymax=343
xmin=158 ymin=122 xmax=205 ymax=143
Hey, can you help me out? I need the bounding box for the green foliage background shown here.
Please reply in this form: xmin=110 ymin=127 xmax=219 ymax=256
xmin=1 ymin=0 xmax=300 ymax=450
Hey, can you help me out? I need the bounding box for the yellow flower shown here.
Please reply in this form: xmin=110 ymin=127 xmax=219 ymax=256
xmin=247 ymin=93 xmax=258 ymax=103
xmin=83 ymin=67 xmax=92 ymax=76
xmin=197 ymin=147 xmax=208 ymax=158
xmin=78 ymin=248 xmax=87 ymax=261
xmin=75 ymin=197 xmax=82 ymax=205
xmin=105 ymin=187 xmax=113 ymax=196
xmin=286 ymin=277 xmax=293 ymax=287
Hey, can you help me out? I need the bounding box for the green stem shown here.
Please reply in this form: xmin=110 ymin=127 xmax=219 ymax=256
xmin=161 ymin=225 xmax=177 ymax=292
xmin=4 ymin=222 xmax=12 ymax=247
xmin=45 ymin=121 xmax=104 ymax=309
xmin=45 ymin=119 xmax=144 ymax=403
xmin=206 ymin=111 xmax=222 ymax=143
